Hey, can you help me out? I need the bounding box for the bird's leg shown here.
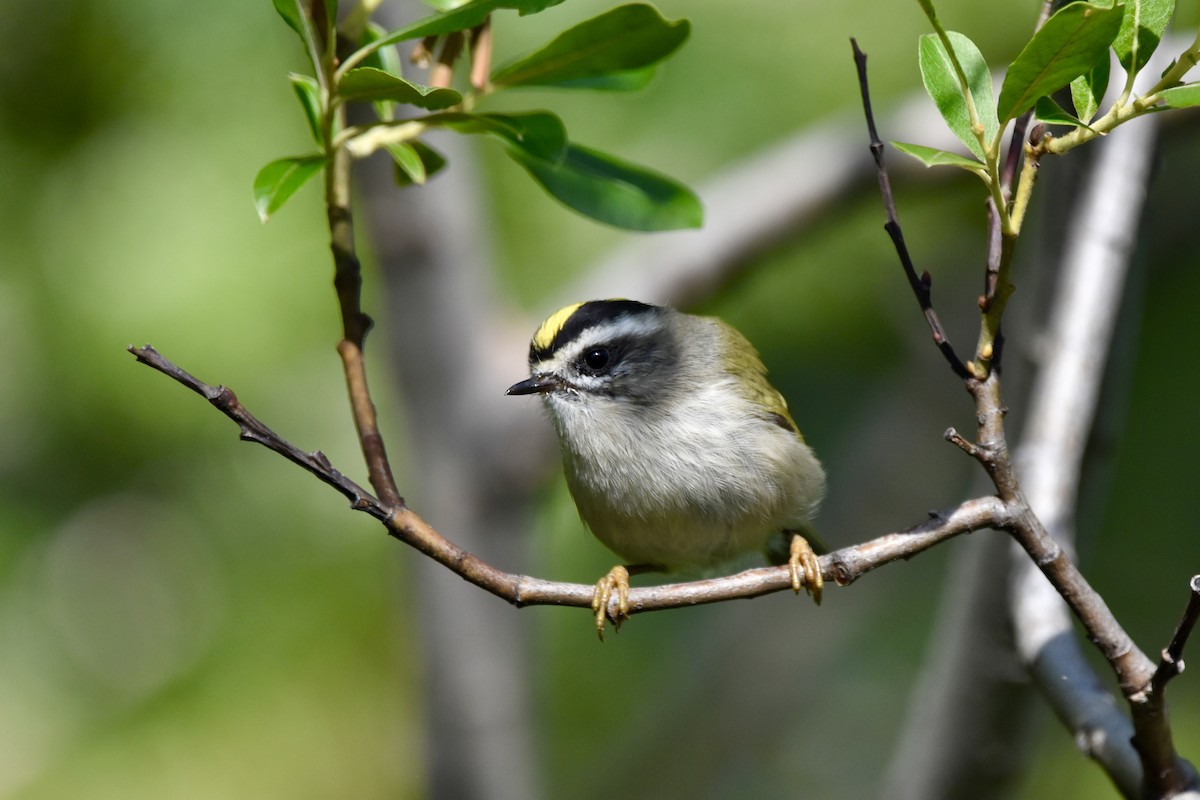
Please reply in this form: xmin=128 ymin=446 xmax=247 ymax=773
xmin=787 ymin=533 xmax=823 ymax=605
xmin=592 ymin=564 xmax=658 ymax=640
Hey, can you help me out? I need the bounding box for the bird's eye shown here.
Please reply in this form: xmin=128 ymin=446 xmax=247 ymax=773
xmin=582 ymin=347 xmax=611 ymax=372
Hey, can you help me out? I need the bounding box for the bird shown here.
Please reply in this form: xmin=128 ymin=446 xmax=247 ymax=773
xmin=507 ymin=299 xmax=826 ymax=637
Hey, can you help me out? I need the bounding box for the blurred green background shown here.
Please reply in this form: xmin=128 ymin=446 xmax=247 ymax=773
xmin=1 ymin=0 xmax=1197 ymax=798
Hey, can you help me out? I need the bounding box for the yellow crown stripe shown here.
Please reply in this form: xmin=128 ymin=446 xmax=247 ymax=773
xmin=532 ymin=302 xmax=584 ymax=353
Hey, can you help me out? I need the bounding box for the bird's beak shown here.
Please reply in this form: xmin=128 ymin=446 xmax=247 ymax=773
xmin=506 ymin=373 xmax=559 ymax=396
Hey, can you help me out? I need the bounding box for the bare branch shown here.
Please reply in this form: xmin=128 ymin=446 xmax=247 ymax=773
xmin=1006 ymin=76 xmax=1200 ymax=795
xmin=1156 ymin=576 xmax=1200 ymax=690
xmin=324 ymin=105 xmax=403 ymax=507
xmin=128 ymin=344 xmax=384 ymax=519
xmin=860 ymin=25 xmax=1199 ymax=796
xmin=850 ymin=38 xmax=971 ymax=381
xmin=128 ymin=343 xmax=1010 ymax=621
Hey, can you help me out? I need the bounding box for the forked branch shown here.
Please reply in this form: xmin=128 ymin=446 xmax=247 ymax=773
xmin=851 ymin=35 xmax=1198 ymax=799
xmin=128 ymin=343 xmax=1010 ymax=619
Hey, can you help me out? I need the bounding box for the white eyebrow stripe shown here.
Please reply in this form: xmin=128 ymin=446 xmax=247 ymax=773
xmin=534 ymin=315 xmax=666 ymax=371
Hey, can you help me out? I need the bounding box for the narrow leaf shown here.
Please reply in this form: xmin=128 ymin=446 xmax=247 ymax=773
xmin=368 ymin=0 xmax=500 ymax=48
xmin=368 ymin=0 xmax=565 ymax=50
xmin=1034 ymin=96 xmax=1095 ymax=129
xmin=339 ymin=67 xmax=463 ymax=109
xmin=360 ymin=22 xmax=405 ymax=121
xmin=253 ymin=155 xmax=326 ymax=222
xmin=1113 ymin=0 xmax=1174 ymax=73
xmin=1157 ymin=83 xmax=1200 ymax=107
xmin=892 ymin=141 xmax=988 ymax=174
xmin=997 ymin=1 xmax=1125 ymax=123
xmin=289 ymin=73 xmax=324 ymax=145
xmin=552 ymin=67 xmax=656 ymax=91
xmin=425 ymin=111 xmax=568 ymax=162
xmin=505 ymin=143 xmax=702 ymax=231
xmin=272 ymin=0 xmax=305 ymax=39
xmin=387 ymin=142 xmax=427 ymax=184
xmin=387 ymin=141 xmax=448 ymax=186
xmin=491 ymin=4 xmax=690 ymax=90
xmin=1070 ymin=55 xmax=1111 ymax=122
xmin=918 ymin=32 xmax=999 ymax=160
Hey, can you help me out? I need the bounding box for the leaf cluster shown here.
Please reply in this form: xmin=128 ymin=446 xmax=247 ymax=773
xmin=900 ymin=0 xmax=1198 ymax=187
xmin=255 ymin=0 xmax=701 ymax=231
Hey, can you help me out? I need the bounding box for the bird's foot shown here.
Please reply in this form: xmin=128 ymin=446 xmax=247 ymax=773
xmin=592 ymin=565 xmax=631 ymax=641
xmin=788 ymin=533 xmax=823 ymax=605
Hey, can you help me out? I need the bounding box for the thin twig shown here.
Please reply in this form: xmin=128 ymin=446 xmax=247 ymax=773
xmin=128 ymin=343 xmax=1010 ymax=621
xmin=850 ymin=38 xmax=971 ymax=380
xmin=323 ymin=46 xmax=402 ymax=507
xmin=129 ymin=345 xmax=384 ymax=519
xmin=338 ymin=339 xmax=404 ymax=506
xmin=468 ymin=17 xmax=493 ymax=92
xmin=984 ymin=197 xmax=1003 ymax=307
xmin=1127 ymin=576 xmax=1200 ymax=796
xmin=430 ymin=31 xmax=465 ymax=89
xmin=1156 ymin=575 xmax=1200 ymax=689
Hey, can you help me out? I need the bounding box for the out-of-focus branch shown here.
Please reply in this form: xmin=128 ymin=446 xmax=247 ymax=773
xmin=128 ymin=343 xmax=1011 ymax=618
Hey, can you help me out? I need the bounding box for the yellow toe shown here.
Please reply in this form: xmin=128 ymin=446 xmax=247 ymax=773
xmin=591 ymin=565 xmax=631 ymax=641
xmin=788 ymin=534 xmax=823 ymax=605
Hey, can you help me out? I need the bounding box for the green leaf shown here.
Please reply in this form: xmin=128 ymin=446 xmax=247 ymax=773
xmin=367 ymin=0 xmax=565 ymax=50
xmin=365 ymin=0 xmax=499 ymax=50
xmin=422 ymin=0 xmax=474 ymax=10
xmin=552 ymin=67 xmax=657 ymax=91
xmin=360 ymin=23 xmax=407 ymax=121
xmin=253 ymin=155 xmax=326 ymax=222
xmin=361 ymin=22 xmax=404 ymax=76
xmin=1113 ymin=0 xmax=1174 ymax=73
xmin=387 ymin=141 xmax=448 ymax=186
xmin=997 ymin=1 xmax=1125 ymax=123
xmin=1070 ymin=55 xmax=1110 ymax=122
xmin=1034 ymin=95 xmax=1095 ymax=129
xmin=272 ymin=0 xmax=304 ymax=39
xmin=289 ymin=73 xmax=323 ymax=145
xmin=918 ymin=32 xmax=999 ymax=160
xmin=505 ymin=142 xmax=701 ymax=231
xmin=338 ymin=67 xmax=463 ymax=109
xmin=892 ymin=141 xmax=988 ymax=174
xmin=426 ymin=111 xmax=568 ymax=162
xmin=1157 ymin=83 xmax=1200 ymax=107
xmin=490 ymin=4 xmax=690 ymax=90
xmin=387 ymin=142 xmax=426 ymax=184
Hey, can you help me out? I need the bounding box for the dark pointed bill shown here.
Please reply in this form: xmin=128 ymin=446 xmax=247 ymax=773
xmin=506 ymin=374 xmax=560 ymax=395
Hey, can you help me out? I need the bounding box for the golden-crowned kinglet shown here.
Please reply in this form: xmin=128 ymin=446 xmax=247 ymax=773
xmin=507 ymin=300 xmax=826 ymax=636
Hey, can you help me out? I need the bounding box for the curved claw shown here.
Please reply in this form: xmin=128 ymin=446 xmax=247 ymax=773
xmin=788 ymin=534 xmax=823 ymax=605
xmin=592 ymin=565 xmax=631 ymax=641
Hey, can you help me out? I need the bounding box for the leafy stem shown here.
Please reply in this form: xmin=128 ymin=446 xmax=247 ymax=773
xmin=1144 ymin=32 xmax=1200 ymax=96
xmin=918 ymin=2 xmax=993 ymax=162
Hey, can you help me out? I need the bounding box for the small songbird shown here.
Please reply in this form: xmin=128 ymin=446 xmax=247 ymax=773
xmin=507 ymin=299 xmax=826 ymax=637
